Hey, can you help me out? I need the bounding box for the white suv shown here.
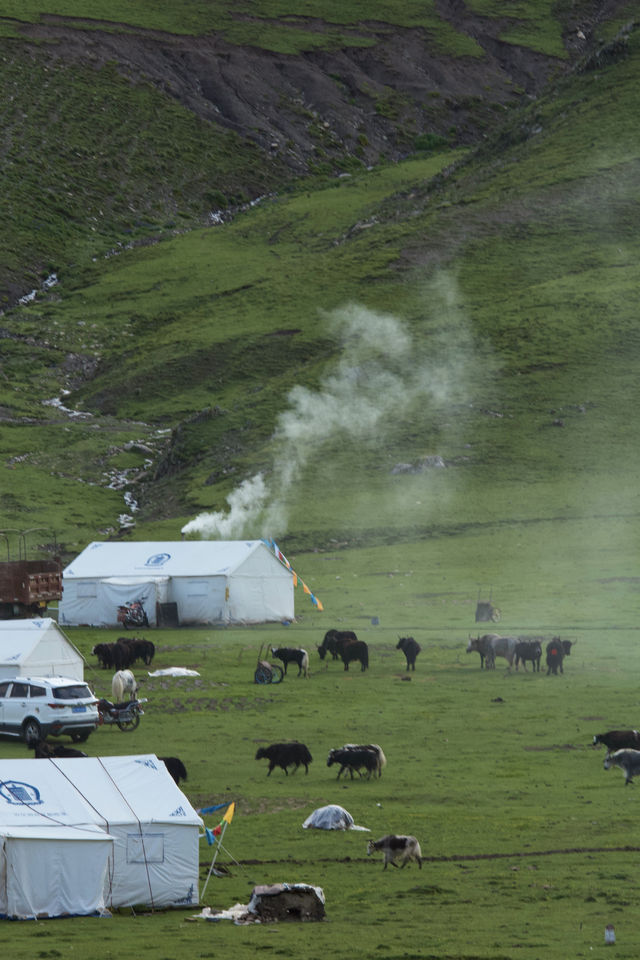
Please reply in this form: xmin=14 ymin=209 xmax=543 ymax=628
xmin=0 ymin=676 xmax=99 ymax=743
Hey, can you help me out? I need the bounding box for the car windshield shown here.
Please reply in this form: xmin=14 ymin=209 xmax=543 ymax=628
xmin=51 ymin=684 xmax=92 ymax=700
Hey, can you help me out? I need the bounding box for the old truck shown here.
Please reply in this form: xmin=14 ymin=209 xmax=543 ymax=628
xmin=0 ymin=558 xmax=63 ymax=618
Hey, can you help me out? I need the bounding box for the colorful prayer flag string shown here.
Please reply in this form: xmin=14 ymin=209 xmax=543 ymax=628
xmin=263 ymin=538 xmax=324 ymax=612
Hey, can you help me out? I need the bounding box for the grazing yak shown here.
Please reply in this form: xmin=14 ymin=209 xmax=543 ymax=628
xmin=112 ymin=669 xmax=138 ymax=701
xmin=327 ymin=745 xmax=384 ymax=780
xmin=92 ymin=637 xmax=155 ymax=670
xmin=466 ymin=635 xmax=495 ymax=669
xmin=255 ymin=741 xmax=313 ymax=776
xmin=397 ymin=637 xmax=421 ymax=671
xmin=159 ymin=756 xmax=188 ymax=785
xmin=367 ymin=835 xmax=422 ymax=870
xmin=593 ymin=730 xmax=640 ymax=754
xmin=342 ymin=743 xmax=386 ymax=777
xmin=270 ymin=646 xmax=309 ymax=678
xmin=340 ymin=639 xmax=368 ymax=672
xmin=546 ymin=638 xmax=573 ymax=675
xmin=317 ymin=629 xmax=358 ymax=661
xmin=514 ymin=639 xmax=542 ymax=672
xmin=603 ymin=749 xmax=640 ymax=785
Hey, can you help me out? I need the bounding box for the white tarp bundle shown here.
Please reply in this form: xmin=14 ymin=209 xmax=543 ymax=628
xmin=0 ymin=618 xmax=84 ymax=680
xmin=0 ymin=755 xmax=203 ymax=919
xmin=59 ymin=540 xmax=294 ymax=627
xmin=302 ymin=804 xmax=370 ymax=831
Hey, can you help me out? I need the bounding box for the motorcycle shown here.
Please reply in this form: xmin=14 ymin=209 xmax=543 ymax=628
xmin=117 ymin=597 xmax=149 ymax=629
xmin=96 ymin=697 xmax=147 ymax=732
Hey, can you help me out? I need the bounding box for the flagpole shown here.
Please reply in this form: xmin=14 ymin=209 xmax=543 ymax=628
xmin=201 ymin=820 xmax=229 ymax=901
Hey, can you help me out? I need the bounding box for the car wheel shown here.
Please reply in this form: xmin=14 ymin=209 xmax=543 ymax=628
xmin=22 ymin=718 xmax=42 ymax=743
xmin=70 ymin=730 xmax=90 ymax=743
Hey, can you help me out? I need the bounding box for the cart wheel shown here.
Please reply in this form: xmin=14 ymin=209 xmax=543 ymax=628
xmin=269 ymin=665 xmax=284 ymax=684
xmin=117 ymin=713 xmax=141 ymax=731
xmin=254 ymin=666 xmax=271 ymax=684
xmin=491 ymin=607 xmax=501 ymax=623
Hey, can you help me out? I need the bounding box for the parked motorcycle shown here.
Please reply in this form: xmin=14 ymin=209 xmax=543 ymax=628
xmin=96 ymin=697 xmax=147 ymax=731
xmin=117 ymin=597 xmax=149 ymax=629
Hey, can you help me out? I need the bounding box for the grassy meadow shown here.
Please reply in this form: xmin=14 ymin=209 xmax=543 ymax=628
xmin=4 ymin=592 xmax=640 ymax=958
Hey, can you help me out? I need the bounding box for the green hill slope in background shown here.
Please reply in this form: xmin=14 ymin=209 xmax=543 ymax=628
xmin=0 ymin=1 xmax=638 ymax=571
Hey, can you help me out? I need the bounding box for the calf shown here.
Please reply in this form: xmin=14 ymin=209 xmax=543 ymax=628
xmin=593 ymin=730 xmax=640 ymax=754
xmin=271 ymin=646 xmax=309 ymax=678
xmin=255 ymin=741 xmax=312 ymax=776
xmin=327 ymin=746 xmax=379 ymax=780
xmin=514 ymin=639 xmax=542 ymax=672
xmin=603 ymin=748 xmax=640 ymax=785
xmin=343 ymin=743 xmax=386 ymax=778
xmin=397 ymin=637 xmax=421 ymax=671
xmin=367 ymin=835 xmax=422 ymax=870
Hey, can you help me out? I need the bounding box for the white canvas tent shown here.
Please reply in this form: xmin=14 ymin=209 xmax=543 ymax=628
xmin=0 ymin=618 xmax=84 ymax=680
xmin=0 ymin=760 xmax=113 ymax=918
xmin=0 ymin=755 xmax=203 ymax=919
xmin=59 ymin=540 xmax=294 ymax=627
xmin=64 ymin=754 xmax=203 ymax=909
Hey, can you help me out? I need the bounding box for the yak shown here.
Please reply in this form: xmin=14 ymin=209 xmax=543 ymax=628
xmin=255 ymin=741 xmax=313 ymax=776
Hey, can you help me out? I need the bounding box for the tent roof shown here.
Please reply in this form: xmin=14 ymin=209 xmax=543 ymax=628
xmin=0 ymin=618 xmax=77 ymax=663
xmin=63 ymin=540 xmax=286 ymax=580
xmin=0 ymin=755 xmax=202 ymax=831
xmin=53 ymin=755 xmax=203 ymax=826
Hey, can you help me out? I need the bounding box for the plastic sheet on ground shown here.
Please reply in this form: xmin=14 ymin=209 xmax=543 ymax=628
xmin=148 ymin=667 xmax=200 ymax=677
xmin=301 ymin=804 xmax=369 ymax=831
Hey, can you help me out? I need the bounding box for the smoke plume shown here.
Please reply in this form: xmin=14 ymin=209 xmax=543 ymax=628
xmin=182 ymin=282 xmax=473 ymax=540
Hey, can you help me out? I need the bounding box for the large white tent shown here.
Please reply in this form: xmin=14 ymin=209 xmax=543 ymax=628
xmin=59 ymin=540 xmax=294 ymax=627
xmin=0 ymin=618 xmax=84 ymax=680
xmin=0 ymin=755 xmax=203 ymax=919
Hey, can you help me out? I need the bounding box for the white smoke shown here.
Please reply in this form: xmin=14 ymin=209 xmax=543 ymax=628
xmin=181 ymin=474 xmax=269 ymax=539
xmin=182 ymin=282 xmax=473 ymax=540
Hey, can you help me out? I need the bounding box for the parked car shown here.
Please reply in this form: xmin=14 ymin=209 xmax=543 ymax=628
xmin=0 ymin=676 xmax=99 ymax=743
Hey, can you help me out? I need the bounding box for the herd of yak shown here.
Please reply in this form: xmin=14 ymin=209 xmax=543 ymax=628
xmin=36 ymin=634 xmax=187 ymax=787
xmin=83 ymin=623 xmax=636 ymax=872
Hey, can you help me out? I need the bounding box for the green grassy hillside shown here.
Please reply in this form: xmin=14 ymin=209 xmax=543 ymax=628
xmin=1 ymin=18 xmax=638 ymax=564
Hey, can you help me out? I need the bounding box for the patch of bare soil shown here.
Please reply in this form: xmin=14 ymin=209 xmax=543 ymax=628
xmin=13 ymin=9 xmax=580 ymax=172
xmin=220 ymin=845 xmax=640 ymax=867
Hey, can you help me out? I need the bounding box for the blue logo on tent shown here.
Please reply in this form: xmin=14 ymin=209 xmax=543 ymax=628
xmin=144 ymin=553 xmax=171 ymax=568
xmin=135 ymin=758 xmax=158 ymax=771
xmin=0 ymin=781 xmax=42 ymax=806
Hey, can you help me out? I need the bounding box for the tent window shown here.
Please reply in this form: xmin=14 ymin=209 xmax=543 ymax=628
xmin=186 ymin=581 xmax=208 ymax=596
xmin=77 ymin=582 xmax=97 ymax=598
xmin=126 ymin=833 xmax=165 ymax=863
